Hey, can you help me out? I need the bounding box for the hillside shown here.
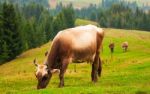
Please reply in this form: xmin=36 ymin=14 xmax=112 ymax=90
xmin=0 ymin=19 xmax=150 ymax=93
xmin=75 ymin=19 xmax=99 ymax=26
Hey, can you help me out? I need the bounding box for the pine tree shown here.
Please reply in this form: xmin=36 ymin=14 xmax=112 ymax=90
xmin=52 ymin=4 xmax=75 ymax=39
xmin=0 ymin=15 xmax=9 ymax=63
xmin=39 ymin=11 xmax=53 ymax=41
xmin=62 ymin=4 xmax=75 ymax=28
xmin=52 ymin=12 xmax=67 ymax=38
xmin=0 ymin=41 xmax=9 ymax=63
xmin=2 ymin=3 xmax=23 ymax=59
xmin=45 ymin=15 xmax=53 ymax=40
xmin=17 ymin=13 xmax=28 ymax=51
xmin=35 ymin=23 xmax=46 ymax=46
xmin=24 ymin=19 xmax=36 ymax=48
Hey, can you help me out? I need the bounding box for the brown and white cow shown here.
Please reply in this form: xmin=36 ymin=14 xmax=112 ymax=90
xmin=122 ymin=41 xmax=128 ymax=52
xmin=33 ymin=25 xmax=104 ymax=89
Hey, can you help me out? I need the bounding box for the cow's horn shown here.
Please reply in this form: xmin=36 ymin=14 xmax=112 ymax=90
xmin=33 ymin=58 xmax=38 ymax=67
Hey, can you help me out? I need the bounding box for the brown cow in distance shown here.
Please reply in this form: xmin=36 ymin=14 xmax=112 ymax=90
xmin=33 ymin=25 xmax=104 ymax=89
xmin=109 ymin=42 xmax=115 ymax=53
xmin=122 ymin=41 xmax=128 ymax=52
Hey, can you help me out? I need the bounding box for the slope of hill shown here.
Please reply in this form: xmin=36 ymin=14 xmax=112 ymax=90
xmin=0 ymin=20 xmax=150 ymax=94
xmin=75 ymin=19 xmax=99 ymax=26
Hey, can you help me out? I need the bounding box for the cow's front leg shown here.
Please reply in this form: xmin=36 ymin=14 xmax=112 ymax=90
xmin=59 ymin=58 xmax=69 ymax=87
xmin=91 ymin=53 xmax=99 ymax=82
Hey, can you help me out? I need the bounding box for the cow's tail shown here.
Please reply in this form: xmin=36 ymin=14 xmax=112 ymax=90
xmin=98 ymin=57 xmax=102 ymax=77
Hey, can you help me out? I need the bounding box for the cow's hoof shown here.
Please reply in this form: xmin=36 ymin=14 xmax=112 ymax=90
xmin=58 ymin=85 xmax=64 ymax=88
xmin=58 ymin=84 xmax=64 ymax=88
xmin=92 ymin=78 xmax=98 ymax=83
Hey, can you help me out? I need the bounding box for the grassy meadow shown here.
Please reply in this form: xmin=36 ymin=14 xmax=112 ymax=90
xmin=0 ymin=20 xmax=150 ymax=94
xmin=75 ymin=19 xmax=99 ymax=26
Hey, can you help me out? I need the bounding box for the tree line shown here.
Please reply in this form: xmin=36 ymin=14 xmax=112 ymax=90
xmin=75 ymin=3 xmax=150 ymax=31
xmin=0 ymin=2 xmax=75 ymax=64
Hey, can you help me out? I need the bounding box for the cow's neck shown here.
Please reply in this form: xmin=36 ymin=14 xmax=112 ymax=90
xmin=45 ymin=52 xmax=54 ymax=70
xmin=45 ymin=45 xmax=58 ymax=70
xmin=45 ymin=39 xmax=60 ymax=70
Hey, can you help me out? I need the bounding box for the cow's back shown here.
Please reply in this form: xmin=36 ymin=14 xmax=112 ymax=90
xmin=52 ymin=25 xmax=104 ymax=62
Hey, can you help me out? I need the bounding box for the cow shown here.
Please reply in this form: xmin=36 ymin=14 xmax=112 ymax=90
xmin=109 ymin=42 xmax=115 ymax=53
xmin=122 ymin=41 xmax=128 ymax=52
xmin=33 ymin=25 xmax=104 ymax=89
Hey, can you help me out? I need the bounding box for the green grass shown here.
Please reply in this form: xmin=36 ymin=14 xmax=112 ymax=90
xmin=0 ymin=21 xmax=150 ymax=94
xmin=75 ymin=18 xmax=99 ymax=26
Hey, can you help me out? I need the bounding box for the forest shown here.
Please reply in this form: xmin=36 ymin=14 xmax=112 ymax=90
xmin=0 ymin=2 xmax=75 ymax=63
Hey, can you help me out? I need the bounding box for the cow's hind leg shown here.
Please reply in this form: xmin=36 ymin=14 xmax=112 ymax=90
xmin=91 ymin=52 xmax=99 ymax=82
xmin=59 ymin=58 xmax=69 ymax=87
xmin=98 ymin=57 xmax=102 ymax=77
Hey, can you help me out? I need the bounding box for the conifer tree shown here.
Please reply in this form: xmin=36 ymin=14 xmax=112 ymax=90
xmin=52 ymin=12 xmax=66 ymax=38
xmin=2 ymin=3 xmax=23 ymax=59
xmin=0 ymin=41 xmax=9 ymax=63
xmin=62 ymin=4 xmax=75 ymax=28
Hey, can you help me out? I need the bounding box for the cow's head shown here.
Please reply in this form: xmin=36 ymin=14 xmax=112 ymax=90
xmin=34 ymin=51 xmax=60 ymax=89
xmin=33 ymin=59 xmax=51 ymax=89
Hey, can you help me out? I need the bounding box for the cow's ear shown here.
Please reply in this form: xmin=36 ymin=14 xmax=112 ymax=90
xmin=33 ymin=58 xmax=38 ymax=67
xmin=45 ymin=51 xmax=48 ymax=56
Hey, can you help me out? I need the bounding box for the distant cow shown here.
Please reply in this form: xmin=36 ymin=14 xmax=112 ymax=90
xmin=33 ymin=25 xmax=104 ymax=89
xmin=109 ymin=42 xmax=115 ymax=53
xmin=122 ymin=41 xmax=128 ymax=52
